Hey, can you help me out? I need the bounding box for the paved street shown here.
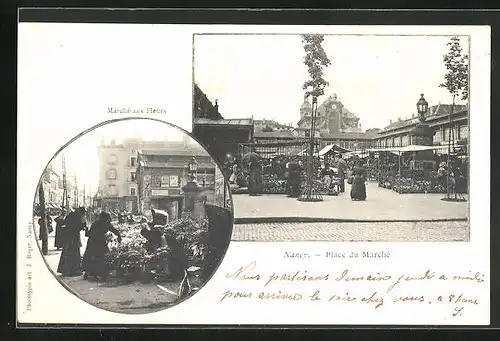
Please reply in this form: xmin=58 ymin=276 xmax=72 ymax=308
xmin=231 ymin=221 xmax=470 ymax=242
xmin=38 ymin=227 xmax=181 ymax=314
xmin=232 ymin=181 xmax=468 ymax=221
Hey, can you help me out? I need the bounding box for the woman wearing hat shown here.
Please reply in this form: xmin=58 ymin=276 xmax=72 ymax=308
xmin=54 ymin=208 xmax=67 ymax=250
xmin=57 ymin=207 xmax=87 ymax=277
xmin=82 ymin=211 xmax=122 ymax=281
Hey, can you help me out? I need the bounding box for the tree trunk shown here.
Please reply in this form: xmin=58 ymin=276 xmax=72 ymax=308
xmin=306 ymin=98 xmax=316 ymax=197
xmin=446 ymin=95 xmax=454 ymax=199
xmin=38 ymin=184 xmax=49 ymax=255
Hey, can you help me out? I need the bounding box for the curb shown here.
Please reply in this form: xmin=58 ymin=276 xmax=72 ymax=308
xmin=233 ymin=217 xmax=469 ymax=224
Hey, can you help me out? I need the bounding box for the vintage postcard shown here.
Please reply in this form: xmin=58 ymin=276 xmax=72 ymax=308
xmin=17 ymin=22 xmax=490 ymax=326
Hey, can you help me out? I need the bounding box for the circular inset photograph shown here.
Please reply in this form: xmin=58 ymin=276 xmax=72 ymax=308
xmin=32 ymin=118 xmax=233 ymax=314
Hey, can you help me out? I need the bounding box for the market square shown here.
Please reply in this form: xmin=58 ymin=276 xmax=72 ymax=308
xmin=193 ymin=34 xmax=469 ymax=242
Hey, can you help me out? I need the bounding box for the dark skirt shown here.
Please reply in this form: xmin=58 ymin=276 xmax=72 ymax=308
xmin=350 ymin=176 xmax=367 ymax=201
xmin=82 ymin=236 xmax=109 ymax=278
xmin=248 ymin=170 xmax=262 ymax=195
xmin=54 ymin=224 xmax=65 ymax=249
xmin=57 ymin=235 xmax=82 ymax=276
xmin=288 ymin=172 xmax=301 ymax=197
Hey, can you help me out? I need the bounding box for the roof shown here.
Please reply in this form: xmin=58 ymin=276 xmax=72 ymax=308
xmin=319 ymin=144 xmax=351 ymax=156
xmin=366 ymin=144 xmax=455 ymax=153
xmin=383 ymin=104 xmax=468 ymax=132
xmin=194 ymin=118 xmax=253 ymax=126
xmin=300 ymin=99 xmax=312 ymax=110
xmin=250 ymin=140 xmax=312 ymax=147
xmin=138 ymin=148 xmax=209 ymax=157
xmin=319 ymin=132 xmax=373 ymax=140
xmin=139 ymin=161 xmax=216 ymax=169
xmin=254 ymin=130 xmax=295 ymax=138
xmin=316 ymin=96 xmax=359 ymax=121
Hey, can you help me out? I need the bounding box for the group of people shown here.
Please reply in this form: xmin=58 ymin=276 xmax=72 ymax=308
xmin=320 ymin=154 xmax=367 ymax=201
xmin=48 ymin=207 xmax=123 ymax=281
xmin=228 ymin=152 xmax=367 ymax=201
xmin=40 ymin=206 xmax=188 ymax=283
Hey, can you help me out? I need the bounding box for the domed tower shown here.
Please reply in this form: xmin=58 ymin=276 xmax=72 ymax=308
xmin=300 ymin=94 xmax=312 ymax=119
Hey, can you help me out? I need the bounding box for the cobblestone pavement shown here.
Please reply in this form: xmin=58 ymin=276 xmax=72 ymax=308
xmin=41 ymin=232 xmax=181 ymax=314
xmin=232 ymin=182 xmax=468 ymax=221
xmin=231 ymin=221 xmax=470 ymax=242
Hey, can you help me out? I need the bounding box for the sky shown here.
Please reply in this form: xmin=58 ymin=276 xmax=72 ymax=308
xmin=47 ymin=119 xmax=192 ymax=191
xmin=18 ymin=24 xmax=479 ymax=208
xmin=194 ymin=34 xmax=469 ymax=130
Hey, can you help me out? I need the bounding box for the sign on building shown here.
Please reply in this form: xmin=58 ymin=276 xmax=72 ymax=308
xmin=151 ymin=189 xmax=169 ymax=196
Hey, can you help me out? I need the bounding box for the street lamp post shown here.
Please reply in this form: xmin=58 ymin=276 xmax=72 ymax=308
xmin=183 ymin=157 xmax=200 ymax=214
xmin=416 ymin=93 xmax=429 ymax=119
xmin=187 ymin=156 xmax=198 ymax=182
xmin=410 ymin=93 xmax=434 ymax=151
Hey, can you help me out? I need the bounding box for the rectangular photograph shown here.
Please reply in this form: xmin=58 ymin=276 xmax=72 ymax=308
xmin=193 ymin=33 xmax=470 ymax=243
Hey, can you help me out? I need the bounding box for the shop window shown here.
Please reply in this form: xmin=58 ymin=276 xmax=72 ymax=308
xmin=160 ymin=175 xmax=170 ymax=188
xmin=169 ymin=175 xmax=179 ymax=187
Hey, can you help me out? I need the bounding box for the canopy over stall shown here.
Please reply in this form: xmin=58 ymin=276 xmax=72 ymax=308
xmin=342 ymin=150 xmax=368 ymax=158
xmin=366 ymin=145 xmax=450 ymax=153
xmin=318 ymin=144 xmax=351 ymax=156
xmin=367 ymin=144 xmax=465 ymax=193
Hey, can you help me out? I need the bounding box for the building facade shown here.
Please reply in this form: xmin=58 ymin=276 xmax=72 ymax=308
xmin=372 ymin=104 xmax=468 ymax=151
xmin=296 ymin=93 xmax=361 ymax=138
xmin=136 ymin=149 xmax=217 ymax=218
xmin=35 ymin=165 xmax=63 ymax=208
xmin=96 ymin=135 xmax=204 ymax=213
xmin=193 ymin=85 xmax=254 ymax=173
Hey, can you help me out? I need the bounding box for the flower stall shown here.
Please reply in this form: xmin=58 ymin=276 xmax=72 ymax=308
xmin=104 ymin=216 xmax=209 ymax=283
xmin=367 ymin=144 xmax=465 ymax=194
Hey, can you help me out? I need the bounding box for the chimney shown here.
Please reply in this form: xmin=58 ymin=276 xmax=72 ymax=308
xmin=389 ymin=119 xmax=392 ymax=124
xmin=214 ymin=99 xmax=219 ymax=113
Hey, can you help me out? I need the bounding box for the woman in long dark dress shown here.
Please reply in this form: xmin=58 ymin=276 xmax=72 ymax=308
xmin=57 ymin=207 xmax=87 ymax=276
xmin=54 ymin=209 xmax=67 ymax=250
xmin=82 ymin=211 xmax=122 ymax=281
xmin=248 ymin=160 xmax=263 ymax=196
xmin=287 ymin=158 xmax=302 ymax=198
xmin=350 ymin=162 xmax=367 ymax=201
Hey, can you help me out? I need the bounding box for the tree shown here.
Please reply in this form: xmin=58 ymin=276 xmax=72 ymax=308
xmin=299 ymin=35 xmax=331 ymax=202
xmin=302 ymin=35 xmax=332 ymax=98
xmin=439 ymin=36 xmax=469 ymax=201
xmin=439 ymin=36 xmax=469 ymax=102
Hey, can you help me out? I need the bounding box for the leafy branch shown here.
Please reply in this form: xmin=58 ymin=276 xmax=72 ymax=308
xmin=301 ymin=35 xmax=332 ymax=99
xmin=439 ymin=36 xmax=469 ymax=102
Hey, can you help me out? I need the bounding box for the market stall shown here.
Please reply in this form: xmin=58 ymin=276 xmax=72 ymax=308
xmin=104 ymin=216 xmax=208 ymax=283
xmin=366 ymin=145 xmax=465 ymax=194
xmin=233 ymin=141 xmax=311 ymax=195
